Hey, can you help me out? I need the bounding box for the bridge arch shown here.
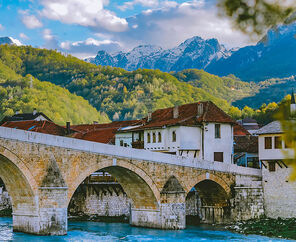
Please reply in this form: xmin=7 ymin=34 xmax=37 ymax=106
xmin=0 ymin=147 xmax=39 ymax=231
xmin=67 ymin=158 xmax=160 ymax=209
xmin=185 ymin=173 xmax=232 ymax=224
xmin=185 ymin=173 xmax=231 ymax=195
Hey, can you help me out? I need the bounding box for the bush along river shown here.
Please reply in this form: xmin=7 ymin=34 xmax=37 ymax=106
xmin=227 ymin=217 xmax=296 ymax=240
xmin=0 ymin=217 xmax=293 ymax=241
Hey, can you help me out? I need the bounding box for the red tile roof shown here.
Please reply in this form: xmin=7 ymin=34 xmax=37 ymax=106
xmin=234 ymin=123 xmax=250 ymax=136
xmin=71 ymin=120 xmax=143 ymax=132
xmin=71 ymin=127 xmax=118 ymax=144
xmin=127 ymin=101 xmax=236 ymax=131
xmin=70 ymin=120 xmax=143 ymax=144
xmin=1 ymin=120 xmax=70 ymax=136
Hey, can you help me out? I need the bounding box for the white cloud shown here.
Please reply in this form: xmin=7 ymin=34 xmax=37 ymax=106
xmin=42 ymin=28 xmax=59 ymax=49
xmin=43 ymin=28 xmax=53 ymax=40
xmin=118 ymin=0 xmax=159 ymax=11
xmin=19 ymin=33 xmax=29 ymax=40
xmin=110 ymin=1 xmax=255 ymax=50
xmin=59 ymin=38 xmax=122 ymax=58
xmin=0 ymin=24 xmax=4 ymax=30
xmin=21 ymin=15 xmax=43 ymax=29
xmin=40 ymin=0 xmax=128 ymax=32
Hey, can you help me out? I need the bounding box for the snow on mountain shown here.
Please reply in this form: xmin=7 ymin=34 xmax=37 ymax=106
xmin=86 ymin=36 xmax=231 ymax=72
xmin=0 ymin=37 xmax=22 ymax=46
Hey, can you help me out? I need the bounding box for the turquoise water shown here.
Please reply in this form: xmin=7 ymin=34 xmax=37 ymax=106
xmin=0 ymin=217 xmax=290 ymax=241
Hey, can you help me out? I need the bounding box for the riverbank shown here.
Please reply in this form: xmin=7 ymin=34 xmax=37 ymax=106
xmin=226 ymin=217 xmax=296 ymax=240
xmin=68 ymin=214 xmax=129 ymax=223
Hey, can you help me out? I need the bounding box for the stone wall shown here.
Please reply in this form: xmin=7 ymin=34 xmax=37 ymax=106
xmin=68 ymin=184 xmax=131 ymax=219
xmin=232 ymin=174 xmax=265 ymax=221
xmin=262 ymin=166 xmax=296 ymax=218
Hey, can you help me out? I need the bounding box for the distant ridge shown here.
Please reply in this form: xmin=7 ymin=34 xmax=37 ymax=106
xmin=87 ymin=23 xmax=296 ymax=82
xmin=86 ymin=36 xmax=231 ymax=72
xmin=0 ymin=37 xmax=22 ymax=46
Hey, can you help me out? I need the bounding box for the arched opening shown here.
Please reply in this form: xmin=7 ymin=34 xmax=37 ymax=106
xmin=0 ymin=177 xmax=12 ymax=216
xmin=68 ymin=164 xmax=159 ymax=224
xmin=186 ymin=179 xmax=231 ymax=225
xmin=0 ymin=153 xmax=38 ymax=232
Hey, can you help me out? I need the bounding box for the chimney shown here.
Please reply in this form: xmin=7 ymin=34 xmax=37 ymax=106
xmin=66 ymin=122 xmax=71 ymax=135
xmin=173 ymin=106 xmax=179 ymax=119
xmin=33 ymin=108 xmax=37 ymax=115
xmin=291 ymin=89 xmax=296 ymax=116
xmin=147 ymin=112 xmax=152 ymax=122
xmin=197 ymin=103 xmax=203 ymax=117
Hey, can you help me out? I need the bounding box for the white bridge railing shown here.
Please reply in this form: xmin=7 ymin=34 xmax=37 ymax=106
xmin=0 ymin=127 xmax=261 ymax=177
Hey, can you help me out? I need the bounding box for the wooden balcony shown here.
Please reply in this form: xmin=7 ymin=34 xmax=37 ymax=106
xmin=132 ymin=140 xmax=144 ymax=149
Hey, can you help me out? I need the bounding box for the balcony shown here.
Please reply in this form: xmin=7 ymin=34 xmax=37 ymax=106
xmin=132 ymin=140 xmax=144 ymax=149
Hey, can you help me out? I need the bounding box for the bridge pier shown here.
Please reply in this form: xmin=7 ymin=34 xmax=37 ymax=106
xmin=130 ymin=189 xmax=186 ymax=230
xmin=13 ymin=187 xmax=68 ymax=235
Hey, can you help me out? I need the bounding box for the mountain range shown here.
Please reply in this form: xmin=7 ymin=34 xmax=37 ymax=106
xmin=0 ymin=37 xmax=22 ymax=46
xmin=87 ymin=23 xmax=296 ymax=82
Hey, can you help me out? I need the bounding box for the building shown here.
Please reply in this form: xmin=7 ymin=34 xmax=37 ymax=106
xmin=71 ymin=120 xmax=143 ymax=145
xmin=0 ymin=109 xmax=51 ymax=124
xmin=237 ymin=117 xmax=260 ymax=135
xmin=233 ymin=124 xmax=259 ymax=168
xmin=1 ymin=120 xmax=74 ymax=136
xmin=115 ymin=101 xmax=236 ymax=163
xmin=256 ymin=95 xmax=296 ymax=218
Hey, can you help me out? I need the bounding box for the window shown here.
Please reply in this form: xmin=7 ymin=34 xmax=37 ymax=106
xmin=147 ymin=133 xmax=151 ymax=143
xmin=215 ymin=124 xmax=221 ymax=138
xmin=120 ymin=140 xmax=124 ymax=146
xmin=153 ymin=132 xmax=156 ymax=143
xmin=124 ymin=143 xmax=127 ymax=147
xmin=172 ymin=131 xmax=176 ymax=142
xmin=268 ymin=161 xmax=276 ymax=172
xmin=214 ymin=152 xmax=223 ymax=162
xmin=264 ymin=137 xmax=272 ymax=149
xmin=158 ymin=132 xmax=162 ymax=143
xmin=274 ymin=136 xmax=282 ymax=149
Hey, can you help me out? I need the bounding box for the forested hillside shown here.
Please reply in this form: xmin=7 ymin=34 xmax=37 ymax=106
xmin=0 ymin=59 xmax=109 ymax=125
xmin=173 ymin=69 xmax=257 ymax=103
xmin=0 ymin=45 xmax=232 ymax=121
xmin=0 ymin=45 xmax=292 ymax=124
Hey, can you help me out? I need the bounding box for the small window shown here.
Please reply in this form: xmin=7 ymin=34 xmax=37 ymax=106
xmin=172 ymin=131 xmax=176 ymax=142
xmin=264 ymin=137 xmax=272 ymax=149
xmin=215 ymin=124 xmax=221 ymax=138
xmin=124 ymin=143 xmax=128 ymax=147
xmin=153 ymin=132 xmax=156 ymax=143
xmin=214 ymin=152 xmax=223 ymax=162
xmin=274 ymin=136 xmax=282 ymax=149
xmin=120 ymin=140 xmax=124 ymax=146
xmin=158 ymin=132 xmax=162 ymax=143
xmin=268 ymin=161 xmax=276 ymax=172
xmin=147 ymin=133 xmax=151 ymax=143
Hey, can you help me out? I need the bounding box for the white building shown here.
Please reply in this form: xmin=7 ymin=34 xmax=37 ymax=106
xmin=256 ymin=97 xmax=296 ymax=218
xmin=115 ymin=101 xmax=236 ymax=163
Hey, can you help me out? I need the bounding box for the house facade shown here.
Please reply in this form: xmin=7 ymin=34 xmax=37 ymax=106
xmin=257 ymin=104 xmax=296 ymax=218
xmin=115 ymin=101 xmax=235 ymax=163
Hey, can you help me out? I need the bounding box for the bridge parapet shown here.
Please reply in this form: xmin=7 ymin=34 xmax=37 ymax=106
xmin=0 ymin=127 xmax=261 ymax=177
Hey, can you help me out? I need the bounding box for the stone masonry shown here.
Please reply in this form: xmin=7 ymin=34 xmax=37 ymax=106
xmin=0 ymin=127 xmax=262 ymax=235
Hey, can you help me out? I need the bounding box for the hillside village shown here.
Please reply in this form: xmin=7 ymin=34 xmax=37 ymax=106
xmin=0 ymin=96 xmax=295 ymax=225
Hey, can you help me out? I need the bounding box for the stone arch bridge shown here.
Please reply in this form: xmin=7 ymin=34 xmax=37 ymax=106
xmin=0 ymin=127 xmax=263 ymax=235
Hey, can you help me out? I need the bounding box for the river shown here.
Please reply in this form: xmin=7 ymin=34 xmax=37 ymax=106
xmin=0 ymin=217 xmax=291 ymax=241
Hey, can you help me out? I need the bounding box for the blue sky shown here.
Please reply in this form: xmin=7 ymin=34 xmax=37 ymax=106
xmin=0 ymin=0 xmax=254 ymax=58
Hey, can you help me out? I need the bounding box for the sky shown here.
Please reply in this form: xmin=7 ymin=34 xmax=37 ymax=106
xmin=0 ymin=0 xmax=256 ymax=58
